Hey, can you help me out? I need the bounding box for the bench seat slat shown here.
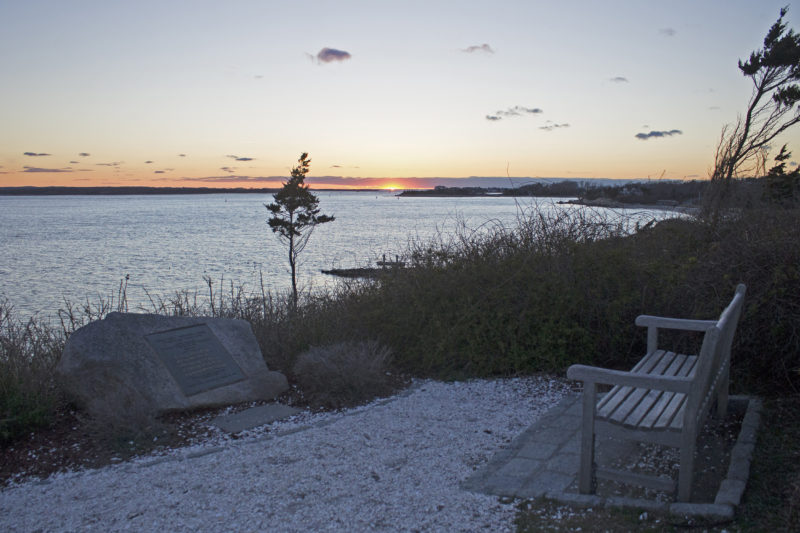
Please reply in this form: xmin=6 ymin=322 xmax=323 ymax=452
xmin=597 ymin=353 xmax=699 ymax=430
xmin=630 ymin=356 xmax=697 ymax=430
xmin=623 ymin=353 xmax=693 ymax=427
xmin=604 ymin=351 xmax=679 ymax=425
xmin=597 ymin=350 xmax=669 ymax=417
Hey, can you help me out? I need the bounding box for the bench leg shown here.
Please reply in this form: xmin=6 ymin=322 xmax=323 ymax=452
xmin=677 ymin=431 xmax=696 ymax=502
xmin=578 ymin=382 xmax=597 ymax=494
xmin=716 ymin=369 xmax=729 ymax=418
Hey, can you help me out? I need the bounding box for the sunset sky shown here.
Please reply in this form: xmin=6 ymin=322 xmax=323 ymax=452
xmin=2 ymin=0 xmax=799 ymax=189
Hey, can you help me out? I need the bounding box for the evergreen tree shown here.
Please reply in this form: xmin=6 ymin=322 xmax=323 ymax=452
xmin=712 ymin=8 xmax=800 ymax=184
xmin=266 ymin=153 xmax=335 ymax=305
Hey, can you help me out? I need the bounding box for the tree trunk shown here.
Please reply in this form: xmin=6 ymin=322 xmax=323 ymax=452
xmin=289 ymin=234 xmax=297 ymax=308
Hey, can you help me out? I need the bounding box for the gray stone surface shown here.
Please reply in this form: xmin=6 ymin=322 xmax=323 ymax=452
xmin=212 ymin=403 xmax=302 ymax=433
xmin=463 ymin=394 xmax=761 ymax=519
xmin=57 ymin=312 xmax=288 ymax=416
xmin=145 ymin=324 xmax=246 ymax=396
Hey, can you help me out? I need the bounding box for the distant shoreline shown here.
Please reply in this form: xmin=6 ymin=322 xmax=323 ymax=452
xmin=0 ymin=186 xmax=390 ymax=196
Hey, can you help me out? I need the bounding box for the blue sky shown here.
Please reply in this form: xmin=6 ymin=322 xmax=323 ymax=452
xmin=1 ymin=0 xmax=798 ymax=187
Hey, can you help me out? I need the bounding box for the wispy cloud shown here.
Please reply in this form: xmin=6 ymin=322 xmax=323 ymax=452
xmin=23 ymin=152 xmax=50 ymax=157
xmin=145 ymin=160 xmax=154 ymax=164
xmin=659 ymin=28 xmax=676 ymax=37
xmin=78 ymin=152 xmax=91 ymax=157
xmin=220 ymin=166 xmax=236 ymax=173
xmin=154 ymin=170 xmax=166 ymax=174
xmin=462 ymin=43 xmax=494 ymax=54
xmin=635 ymin=129 xmax=683 ymax=140
xmin=178 ymin=153 xmax=186 ymax=157
xmin=609 ymin=76 xmax=629 ymax=83
xmin=486 ymin=106 xmax=543 ymax=121
xmin=22 ymin=166 xmax=71 ymax=173
xmin=226 ymin=154 xmax=255 ymax=162
xmin=540 ymin=122 xmax=570 ymax=132
xmin=96 ymin=161 xmax=122 ymax=167
xmin=316 ymin=47 xmax=351 ymax=64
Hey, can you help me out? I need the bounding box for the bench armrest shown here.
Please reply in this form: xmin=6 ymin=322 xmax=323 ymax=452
xmin=635 ymin=315 xmax=717 ymax=354
xmin=567 ymin=364 xmax=694 ymax=394
xmin=634 ymin=315 xmax=717 ymax=331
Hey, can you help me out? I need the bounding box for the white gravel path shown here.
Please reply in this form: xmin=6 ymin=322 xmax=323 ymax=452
xmin=1 ymin=376 xmax=568 ymax=532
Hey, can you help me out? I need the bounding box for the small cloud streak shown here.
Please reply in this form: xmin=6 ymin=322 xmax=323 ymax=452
xmin=659 ymin=28 xmax=676 ymax=37
xmin=635 ymin=129 xmax=683 ymax=140
xmin=486 ymin=106 xmax=543 ymax=121
xmin=609 ymin=76 xmax=629 ymax=83
xmin=96 ymin=161 xmax=122 ymax=167
xmin=317 ymin=48 xmax=351 ymax=63
xmin=462 ymin=43 xmax=494 ymax=54
xmin=145 ymin=160 xmax=154 ymax=164
xmin=22 ymin=166 xmax=71 ymax=173
xmin=24 ymin=152 xmax=51 ymax=157
xmin=78 ymin=152 xmax=91 ymax=157
xmin=226 ymin=154 xmax=255 ymax=161
xmin=178 ymin=154 xmax=186 ymax=157
xmin=540 ymin=122 xmax=570 ymax=132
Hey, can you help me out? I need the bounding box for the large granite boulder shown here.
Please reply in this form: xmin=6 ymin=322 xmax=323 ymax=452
xmin=56 ymin=312 xmax=288 ymax=417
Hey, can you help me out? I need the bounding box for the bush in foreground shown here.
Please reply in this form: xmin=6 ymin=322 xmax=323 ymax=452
xmin=292 ymin=341 xmax=394 ymax=409
xmin=0 ymin=301 xmax=63 ymax=444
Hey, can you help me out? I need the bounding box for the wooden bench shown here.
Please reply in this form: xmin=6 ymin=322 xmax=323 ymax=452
xmin=566 ymin=284 xmax=746 ymax=501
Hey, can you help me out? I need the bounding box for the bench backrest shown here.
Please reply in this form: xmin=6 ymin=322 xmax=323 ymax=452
xmin=687 ymin=284 xmax=746 ymax=422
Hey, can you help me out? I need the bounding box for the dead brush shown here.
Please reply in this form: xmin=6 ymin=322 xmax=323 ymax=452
xmin=292 ymin=341 xmax=394 ymax=409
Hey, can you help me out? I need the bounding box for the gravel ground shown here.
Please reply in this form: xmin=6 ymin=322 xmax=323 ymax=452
xmin=1 ymin=376 xmax=568 ymax=532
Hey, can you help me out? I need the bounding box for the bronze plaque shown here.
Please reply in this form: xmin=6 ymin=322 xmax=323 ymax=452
xmin=146 ymin=324 xmax=245 ymax=396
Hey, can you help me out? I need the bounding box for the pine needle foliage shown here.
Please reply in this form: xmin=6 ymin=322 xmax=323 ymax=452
xmin=266 ymin=153 xmax=335 ymax=306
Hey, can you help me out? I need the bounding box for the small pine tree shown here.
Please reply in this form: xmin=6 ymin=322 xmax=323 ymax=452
xmin=266 ymin=153 xmax=335 ymax=305
xmin=764 ymin=144 xmax=800 ymax=205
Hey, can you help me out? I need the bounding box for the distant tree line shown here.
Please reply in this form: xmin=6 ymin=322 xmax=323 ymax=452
xmin=401 ymin=180 xmax=711 ymax=206
xmin=0 ymin=186 xmax=280 ymax=196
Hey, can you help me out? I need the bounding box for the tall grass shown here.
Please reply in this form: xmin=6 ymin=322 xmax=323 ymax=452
xmin=0 ymin=301 xmax=63 ymax=443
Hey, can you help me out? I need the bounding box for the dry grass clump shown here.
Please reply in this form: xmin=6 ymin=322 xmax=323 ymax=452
xmin=0 ymin=301 xmax=63 ymax=444
xmin=292 ymin=340 xmax=394 ymax=409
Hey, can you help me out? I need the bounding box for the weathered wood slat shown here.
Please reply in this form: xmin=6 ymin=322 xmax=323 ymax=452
xmin=597 ymin=350 xmax=668 ymax=416
xmin=637 ymin=355 xmax=696 ymax=430
xmin=606 ymin=352 xmax=678 ymax=424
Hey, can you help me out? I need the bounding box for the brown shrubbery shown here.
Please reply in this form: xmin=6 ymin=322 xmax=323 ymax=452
xmin=293 ymin=341 xmax=394 ymax=409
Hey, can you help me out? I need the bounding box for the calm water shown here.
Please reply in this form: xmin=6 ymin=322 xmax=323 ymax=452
xmin=0 ymin=192 xmax=664 ymax=319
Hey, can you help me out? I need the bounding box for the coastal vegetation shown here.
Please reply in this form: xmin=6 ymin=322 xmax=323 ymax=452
xmin=2 ymin=182 xmax=799 ymax=529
